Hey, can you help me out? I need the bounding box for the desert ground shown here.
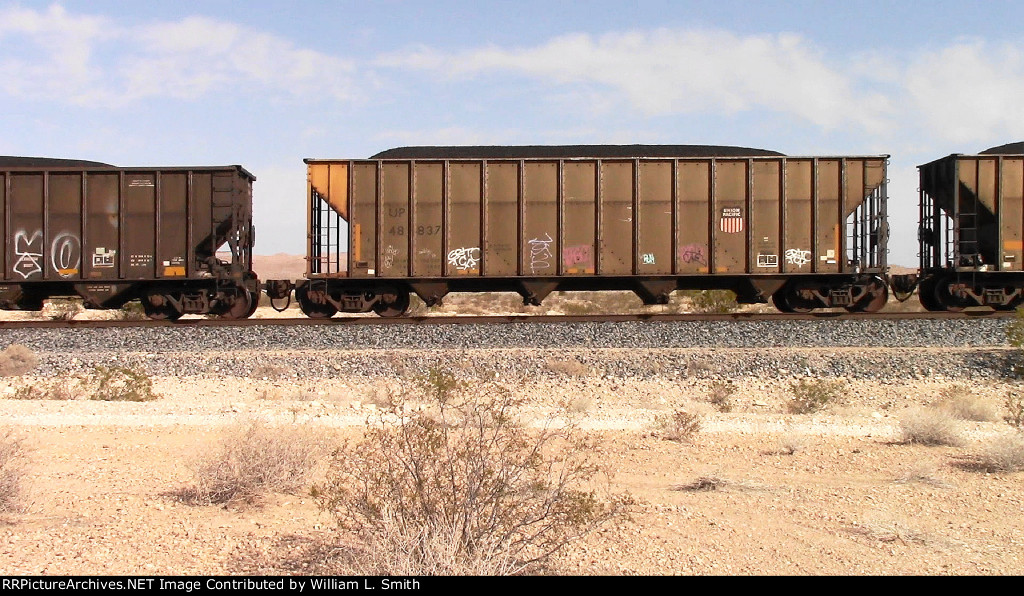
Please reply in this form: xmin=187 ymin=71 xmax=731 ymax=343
xmin=0 ymin=345 xmax=1022 ymax=575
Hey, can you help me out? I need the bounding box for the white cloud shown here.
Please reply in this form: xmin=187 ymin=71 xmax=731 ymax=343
xmin=378 ymin=29 xmax=895 ymax=134
xmin=0 ymin=4 xmax=112 ymax=100
xmin=0 ymin=5 xmax=356 ymax=106
xmin=903 ymin=40 xmax=1024 ymax=145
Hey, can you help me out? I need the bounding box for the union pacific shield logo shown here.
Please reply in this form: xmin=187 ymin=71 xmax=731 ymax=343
xmin=720 ymin=207 xmax=744 ymax=234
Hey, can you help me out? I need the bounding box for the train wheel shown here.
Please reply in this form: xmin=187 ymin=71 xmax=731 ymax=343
xmin=846 ymin=277 xmax=888 ymax=313
xmin=246 ymin=291 xmax=260 ymax=317
xmin=934 ymin=276 xmax=970 ymax=312
xmin=373 ymin=289 xmax=410 ymax=318
xmin=143 ymin=293 xmax=183 ymax=320
xmin=219 ymin=290 xmax=258 ymax=320
xmin=773 ymin=284 xmax=815 ymax=313
xmin=296 ymin=285 xmax=337 ymax=319
xmin=771 ymin=290 xmax=795 ymax=313
xmin=917 ymin=277 xmax=943 ymax=311
xmin=14 ymin=295 xmax=44 ymax=311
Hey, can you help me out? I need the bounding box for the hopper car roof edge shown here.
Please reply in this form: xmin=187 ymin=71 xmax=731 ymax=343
xmin=304 ymin=155 xmax=890 ymax=163
xmin=0 ymin=164 xmax=256 ymax=180
xmin=919 ymin=152 xmax=1024 ymax=168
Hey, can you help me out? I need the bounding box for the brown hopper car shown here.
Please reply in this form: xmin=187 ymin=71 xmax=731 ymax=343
xmin=0 ymin=159 xmax=259 ymax=319
xmin=271 ymin=146 xmax=890 ymax=316
xmin=913 ymin=142 xmax=1024 ymax=311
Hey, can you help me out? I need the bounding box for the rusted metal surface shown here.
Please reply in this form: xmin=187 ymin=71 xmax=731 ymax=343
xmin=299 ymin=148 xmax=889 ymax=316
xmin=307 ymin=153 xmax=887 ymax=280
xmin=916 ymin=147 xmax=1024 ymax=311
xmin=0 ymin=162 xmax=257 ymax=314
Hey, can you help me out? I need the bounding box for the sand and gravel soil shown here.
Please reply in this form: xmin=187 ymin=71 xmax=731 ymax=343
xmin=1 ymin=366 xmax=1023 ymax=576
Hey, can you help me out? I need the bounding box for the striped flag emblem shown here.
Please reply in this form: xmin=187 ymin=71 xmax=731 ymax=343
xmin=720 ymin=207 xmax=744 ymax=234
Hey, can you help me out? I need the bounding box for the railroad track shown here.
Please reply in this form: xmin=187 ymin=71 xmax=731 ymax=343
xmin=0 ymin=309 xmax=1014 ymax=329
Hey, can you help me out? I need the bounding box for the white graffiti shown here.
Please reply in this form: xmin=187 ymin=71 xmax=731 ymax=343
xmin=528 ymin=233 xmax=553 ymax=274
xmin=51 ymin=232 xmax=81 ymax=278
xmin=642 ymin=253 xmax=656 ymax=265
xmin=785 ymin=248 xmax=812 ymax=267
xmin=383 ymin=244 xmax=398 ymax=269
xmin=447 ymin=247 xmax=480 ymax=271
xmin=13 ymin=230 xmax=43 ymax=279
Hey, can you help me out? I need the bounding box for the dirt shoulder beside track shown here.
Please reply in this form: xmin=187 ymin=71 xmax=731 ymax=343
xmin=1 ymin=360 xmax=1023 ymax=575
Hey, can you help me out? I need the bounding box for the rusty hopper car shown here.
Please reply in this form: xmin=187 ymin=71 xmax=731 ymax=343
xmin=914 ymin=142 xmax=1024 ymax=311
xmin=274 ymin=146 xmax=889 ymax=317
xmin=0 ymin=158 xmax=259 ymax=319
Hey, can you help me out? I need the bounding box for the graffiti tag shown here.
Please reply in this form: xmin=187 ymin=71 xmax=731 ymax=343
xmin=562 ymin=244 xmax=593 ymax=270
xmin=679 ymin=243 xmax=707 ymax=266
xmin=13 ymin=231 xmax=43 ymax=279
xmin=51 ymin=232 xmax=81 ymax=277
xmin=447 ymin=247 xmax=480 ymax=271
xmin=785 ymin=248 xmax=811 ymax=267
xmin=642 ymin=253 xmax=656 ymax=265
xmin=528 ymin=233 xmax=553 ymax=274
xmin=383 ymin=245 xmax=398 ymax=269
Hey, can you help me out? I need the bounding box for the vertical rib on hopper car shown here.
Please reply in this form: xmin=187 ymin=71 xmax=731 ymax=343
xmin=0 ymin=160 xmax=259 ymax=319
xmin=278 ymin=146 xmax=889 ymax=317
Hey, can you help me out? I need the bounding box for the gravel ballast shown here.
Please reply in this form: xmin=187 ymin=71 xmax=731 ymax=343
xmin=0 ymin=316 xmax=1017 ymax=381
xmin=0 ymin=317 xmax=1012 ymax=353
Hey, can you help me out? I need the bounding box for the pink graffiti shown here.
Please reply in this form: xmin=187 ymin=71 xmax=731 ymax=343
xmin=562 ymin=244 xmax=593 ymax=268
xmin=679 ymin=243 xmax=707 ymax=265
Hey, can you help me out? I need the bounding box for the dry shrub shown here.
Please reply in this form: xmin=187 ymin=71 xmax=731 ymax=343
xmin=777 ymin=433 xmax=807 ymax=455
xmin=9 ymin=377 xmax=79 ymax=401
xmin=188 ymin=420 xmax=326 ymax=505
xmin=894 ymin=463 xmax=952 ymax=488
xmin=0 ymin=344 xmax=38 ymax=377
xmin=856 ymin=512 xmax=926 ymax=544
xmin=89 ymin=365 xmax=157 ymax=402
xmin=251 ymin=363 xmax=289 ymax=380
xmin=899 ymin=407 xmax=963 ymax=446
xmin=116 ymin=302 xmax=148 ymax=321
xmin=933 ymin=385 xmax=999 ymax=422
xmin=1005 ymin=391 xmax=1024 ymax=430
xmin=656 ymin=408 xmax=702 ymax=442
xmin=567 ymin=396 xmax=594 ymax=414
xmin=672 ymin=475 xmax=727 ymax=492
xmin=707 ymin=381 xmax=736 ymax=412
xmin=0 ymin=429 xmax=27 ymax=512
xmin=545 ymin=357 xmax=592 ymax=377
xmin=976 ymin=434 xmax=1024 ymax=473
xmin=787 ymin=378 xmax=843 ymax=414
xmin=681 ymin=290 xmax=738 ymax=314
xmin=314 ymin=367 xmax=631 ymax=576
xmin=4 ymin=365 xmax=154 ymax=402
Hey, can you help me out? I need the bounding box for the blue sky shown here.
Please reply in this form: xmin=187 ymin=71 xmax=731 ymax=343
xmin=2 ymin=1 xmax=1023 ymax=266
